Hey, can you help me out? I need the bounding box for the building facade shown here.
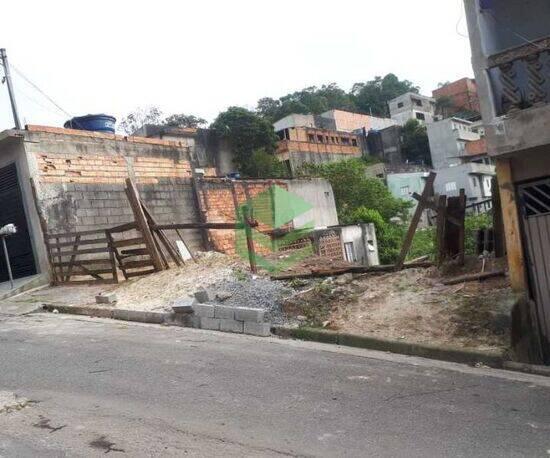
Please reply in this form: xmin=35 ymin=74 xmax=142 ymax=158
xmin=465 ymin=0 xmax=550 ymax=363
xmin=388 ymin=92 xmax=436 ymax=126
xmin=432 ymin=78 xmax=481 ymax=117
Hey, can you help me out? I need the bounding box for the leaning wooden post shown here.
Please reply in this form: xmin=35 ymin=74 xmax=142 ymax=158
xmin=242 ymin=205 xmax=257 ymax=274
xmin=395 ymin=171 xmax=436 ymax=270
xmin=436 ymin=194 xmax=448 ymax=266
xmin=458 ymin=188 xmax=466 ymax=265
xmin=124 ymin=178 xmax=164 ymax=272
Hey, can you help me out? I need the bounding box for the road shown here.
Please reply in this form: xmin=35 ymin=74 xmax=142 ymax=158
xmin=0 ymin=313 xmax=549 ymax=457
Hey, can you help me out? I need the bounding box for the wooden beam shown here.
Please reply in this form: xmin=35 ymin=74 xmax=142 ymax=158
xmin=395 ymin=171 xmax=436 ymax=270
xmin=442 ymin=270 xmax=506 ymax=285
xmin=436 ymin=194 xmax=447 ymax=266
xmin=495 ymin=158 xmax=527 ymax=291
xmin=124 ymin=178 xmax=164 ymax=272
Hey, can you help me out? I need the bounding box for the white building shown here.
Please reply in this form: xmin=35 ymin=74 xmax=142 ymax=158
xmin=388 ymin=92 xmax=436 ymax=126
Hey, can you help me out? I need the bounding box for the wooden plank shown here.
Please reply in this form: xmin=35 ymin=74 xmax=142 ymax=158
xmin=105 ymin=230 xmax=119 ymax=284
xmin=395 ymin=171 xmax=436 ymax=270
xmin=125 ymin=268 xmax=156 ymax=278
xmin=140 ymin=199 xmax=183 ymax=267
xmin=121 ymin=259 xmax=155 ymax=269
xmin=53 ymin=259 xmax=113 ymax=267
xmin=191 ymin=176 xmax=211 ymax=250
xmin=242 ymin=205 xmax=257 ymax=274
xmin=492 ymin=176 xmax=506 ymax=258
xmin=50 ymin=238 xmax=109 ymax=248
xmin=120 ymin=248 xmax=149 ymax=257
xmin=458 ymin=189 xmax=466 ymax=265
xmin=64 ymin=234 xmax=81 ymax=282
xmin=124 ymin=178 xmax=164 ymax=271
xmin=175 ymin=228 xmax=196 ymax=263
xmin=496 ymin=158 xmax=527 ymax=291
xmin=152 ymin=222 xmax=251 ymax=231
xmin=112 ymin=237 xmax=145 ymax=248
xmin=58 ymin=267 xmax=115 ymax=276
xmin=54 ymin=246 xmax=112 ymax=256
xmin=63 ymin=279 xmax=117 ymax=285
xmin=436 ymin=194 xmax=447 ymax=266
xmin=105 ymin=222 xmax=138 ymax=234
xmin=46 ymin=228 xmax=107 ymax=239
xmin=441 ymin=270 xmax=506 ymax=285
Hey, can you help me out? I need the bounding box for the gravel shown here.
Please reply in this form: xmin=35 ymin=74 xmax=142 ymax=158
xmin=206 ymin=276 xmax=294 ymax=324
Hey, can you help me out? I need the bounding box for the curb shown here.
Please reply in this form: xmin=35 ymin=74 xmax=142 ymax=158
xmin=41 ymin=304 xmax=178 ymax=325
xmin=271 ymin=326 xmax=505 ymax=368
xmin=503 ymin=361 xmax=550 ymax=377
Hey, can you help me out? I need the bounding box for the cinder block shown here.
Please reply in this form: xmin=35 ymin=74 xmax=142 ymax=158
xmin=244 ymin=322 xmax=271 ymax=337
xmin=172 ymin=297 xmax=197 ymax=314
xmin=214 ymin=305 xmax=235 ymax=320
xmin=95 ymin=292 xmax=117 ymax=304
xmin=192 ymin=303 xmax=215 ymax=318
xmin=234 ymin=307 xmax=265 ymax=323
xmin=194 ymin=289 xmax=211 ymax=303
xmin=200 ymin=317 xmax=221 ymax=330
xmin=220 ymin=319 xmax=244 ymax=333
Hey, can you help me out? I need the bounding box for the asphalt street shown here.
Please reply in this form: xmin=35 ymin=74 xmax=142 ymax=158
xmin=0 ymin=313 xmax=549 ymax=457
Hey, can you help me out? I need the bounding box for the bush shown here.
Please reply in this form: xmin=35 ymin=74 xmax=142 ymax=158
xmin=465 ymin=213 xmax=492 ymax=255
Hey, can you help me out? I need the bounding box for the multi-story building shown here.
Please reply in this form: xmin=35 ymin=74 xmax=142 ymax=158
xmin=388 ymin=92 xmax=436 ymax=125
xmin=432 ymin=78 xmax=481 ymax=117
xmin=464 ymin=0 xmax=550 ymax=363
xmin=275 ymin=126 xmax=362 ymax=175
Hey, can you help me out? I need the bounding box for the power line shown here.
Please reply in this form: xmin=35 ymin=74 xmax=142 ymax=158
xmin=11 ymin=64 xmax=72 ymax=117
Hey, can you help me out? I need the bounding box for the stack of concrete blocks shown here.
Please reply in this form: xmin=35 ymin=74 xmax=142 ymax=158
xmin=171 ymin=290 xmax=271 ymax=336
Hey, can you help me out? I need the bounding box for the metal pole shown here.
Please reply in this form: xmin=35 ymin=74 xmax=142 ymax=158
xmin=0 ymin=48 xmax=22 ymax=130
xmin=1 ymin=236 xmax=14 ymax=289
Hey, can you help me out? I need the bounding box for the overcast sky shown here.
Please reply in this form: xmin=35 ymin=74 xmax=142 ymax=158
xmin=0 ymin=0 xmax=473 ymax=131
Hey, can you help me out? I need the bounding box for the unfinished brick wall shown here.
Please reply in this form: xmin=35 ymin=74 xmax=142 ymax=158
xmin=27 ymin=127 xmax=203 ymax=251
xmin=198 ymin=179 xmax=290 ymax=255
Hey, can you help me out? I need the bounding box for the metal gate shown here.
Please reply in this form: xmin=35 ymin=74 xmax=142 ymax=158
xmin=518 ymin=178 xmax=550 ymax=360
xmin=0 ymin=163 xmax=37 ymax=282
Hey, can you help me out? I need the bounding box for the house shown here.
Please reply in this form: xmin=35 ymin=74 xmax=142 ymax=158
xmin=365 ymin=125 xmax=405 ymax=166
xmin=464 ymin=0 xmax=550 ymax=363
xmin=388 ymin=92 xmax=436 ymax=126
xmin=274 ymin=126 xmax=362 ymax=175
xmin=432 ymin=78 xmax=481 ymax=118
xmin=386 ymin=171 xmax=431 ymax=227
xmin=133 ymin=124 xmax=236 ymax=177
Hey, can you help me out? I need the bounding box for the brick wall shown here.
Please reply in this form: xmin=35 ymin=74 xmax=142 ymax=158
xmin=199 ymin=179 xmax=290 ymax=255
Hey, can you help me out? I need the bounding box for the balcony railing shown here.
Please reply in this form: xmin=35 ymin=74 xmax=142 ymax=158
xmin=488 ymin=36 xmax=550 ymax=116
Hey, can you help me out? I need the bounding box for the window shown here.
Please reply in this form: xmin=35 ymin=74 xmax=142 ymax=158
xmin=445 ymin=181 xmax=457 ymax=192
xmin=330 ymin=136 xmax=335 ymax=143
xmin=397 ymin=102 xmax=404 ymax=109
xmin=416 ymin=112 xmax=426 ymax=121
xmin=341 ymin=137 xmax=350 ymax=145
xmin=472 ymin=177 xmax=477 ymax=187
xmin=413 ymin=98 xmax=422 ymax=107
xmin=317 ymin=135 xmax=324 ymax=143
xmin=276 ymin=130 xmax=285 ymax=140
xmin=284 ymin=128 xmax=290 ymax=140
xmin=400 ymin=185 xmax=410 ymax=196
xmin=351 ymin=138 xmax=358 ymax=146
xmin=344 ymin=242 xmax=356 ymax=263
xmin=308 ymin=134 xmax=315 ymax=142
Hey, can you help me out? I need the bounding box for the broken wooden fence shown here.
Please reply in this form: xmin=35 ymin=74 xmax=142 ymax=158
xmin=47 ymin=228 xmax=118 ymax=285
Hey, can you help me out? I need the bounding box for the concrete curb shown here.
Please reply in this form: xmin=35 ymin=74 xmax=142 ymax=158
xmin=271 ymin=326 xmax=506 ymax=368
xmin=503 ymin=361 xmax=550 ymax=377
xmin=41 ymin=304 xmax=174 ymax=324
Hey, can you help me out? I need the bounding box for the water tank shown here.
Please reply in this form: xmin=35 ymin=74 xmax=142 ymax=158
xmin=64 ymin=114 xmax=116 ymax=134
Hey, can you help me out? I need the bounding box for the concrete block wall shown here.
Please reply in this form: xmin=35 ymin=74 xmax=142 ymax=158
xmin=192 ymin=303 xmax=270 ymax=336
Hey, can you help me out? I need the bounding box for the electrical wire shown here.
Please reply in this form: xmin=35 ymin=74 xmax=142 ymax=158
xmin=11 ymin=64 xmax=72 ymax=117
xmin=455 ymin=0 xmax=469 ymax=39
xmin=14 ymin=86 xmax=66 ymax=119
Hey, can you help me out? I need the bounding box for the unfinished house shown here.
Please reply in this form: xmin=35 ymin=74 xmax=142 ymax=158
xmin=388 ymin=92 xmax=436 ymax=126
xmin=432 ymin=77 xmax=481 ymax=119
xmin=465 ymin=0 xmax=550 ymax=363
xmin=274 ymin=126 xmax=362 ymax=175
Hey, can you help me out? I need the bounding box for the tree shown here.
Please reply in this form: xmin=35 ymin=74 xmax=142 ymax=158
xmin=247 ymin=148 xmax=288 ymax=178
xmin=256 ymin=83 xmax=356 ymax=122
xmin=351 ymin=73 xmax=420 ymax=117
xmin=119 ymin=106 xmax=163 ymax=134
xmin=164 ymin=114 xmax=207 ymax=128
xmin=302 ymin=158 xmax=411 ymax=263
xmin=211 ymin=107 xmax=280 ymax=177
xmin=401 ymin=119 xmax=432 ymax=166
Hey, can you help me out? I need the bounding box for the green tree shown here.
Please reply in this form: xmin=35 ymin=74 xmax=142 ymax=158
xmin=401 ymin=119 xmax=432 ymax=166
xmin=246 ymin=148 xmax=288 ymax=178
xmin=211 ymin=107 xmax=281 ymax=177
xmin=257 ymin=83 xmax=356 ymax=122
xmin=434 ymin=95 xmax=456 ymax=119
xmin=164 ymin=113 xmax=207 ymax=128
xmin=351 ymin=73 xmax=419 ymax=117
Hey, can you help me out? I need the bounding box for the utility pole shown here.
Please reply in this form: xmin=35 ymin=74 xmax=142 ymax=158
xmin=0 ymin=48 xmax=22 ymax=129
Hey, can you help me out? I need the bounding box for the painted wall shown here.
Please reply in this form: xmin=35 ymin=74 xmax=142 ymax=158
xmin=427 ymin=118 xmax=481 ymax=169
xmin=287 ymin=178 xmax=338 ymax=229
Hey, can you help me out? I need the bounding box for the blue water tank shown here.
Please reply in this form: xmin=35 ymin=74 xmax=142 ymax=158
xmin=64 ymin=114 xmax=116 ymax=133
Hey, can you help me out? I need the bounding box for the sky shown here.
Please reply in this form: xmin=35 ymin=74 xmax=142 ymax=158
xmin=0 ymin=0 xmax=473 ymax=132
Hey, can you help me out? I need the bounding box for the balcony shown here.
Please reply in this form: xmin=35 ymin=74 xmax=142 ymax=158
xmin=488 ymin=36 xmax=550 ymax=116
